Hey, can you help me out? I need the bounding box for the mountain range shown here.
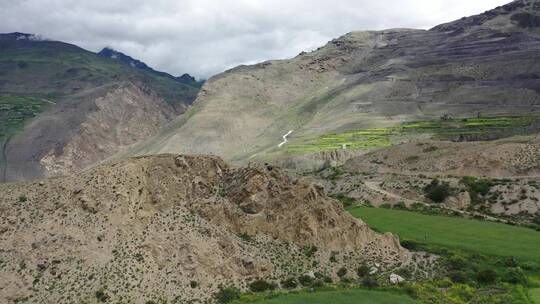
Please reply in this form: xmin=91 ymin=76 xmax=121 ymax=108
xmin=1 ymin=1 xmax=540 ymax=303
xmin=0 ymin=33 xmax=201 ymax=181
xmin=123 ymin=0 xmax=540 ymax=170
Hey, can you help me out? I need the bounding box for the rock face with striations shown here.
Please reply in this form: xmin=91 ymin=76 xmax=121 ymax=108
xmin=0 ymin=154 xmax=410 ymax=304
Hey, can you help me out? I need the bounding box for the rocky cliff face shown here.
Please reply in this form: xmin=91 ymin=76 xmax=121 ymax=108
xmin=0 ymin=155 xmax=410 ymax=304
xmin=4 ymin=81 xmax=176 ymax=181
xmin=129 ymin=0 xmax=540 ymax=165
xmin=0 ymin=33 xmax=200 ymax=182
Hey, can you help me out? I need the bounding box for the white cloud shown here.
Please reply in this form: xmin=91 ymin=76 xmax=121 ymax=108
xmin=0 ymin=0 xmax=511 ymax=78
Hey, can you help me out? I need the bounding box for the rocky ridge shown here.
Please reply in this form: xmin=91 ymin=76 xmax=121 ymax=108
xmin=0 ymin=154 xmax=419 ymax=304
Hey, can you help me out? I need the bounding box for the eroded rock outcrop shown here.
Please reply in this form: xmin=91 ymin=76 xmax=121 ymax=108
xmin=0 ymin=154 xmax=411 ymax=304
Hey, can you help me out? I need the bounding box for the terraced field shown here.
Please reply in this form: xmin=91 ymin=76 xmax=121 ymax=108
xmin=286 ymin=116 xmax=540 ymax=153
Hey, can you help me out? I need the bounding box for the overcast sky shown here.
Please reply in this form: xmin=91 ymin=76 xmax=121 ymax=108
xmin=0 ymin=0 xmax=510 ymax=79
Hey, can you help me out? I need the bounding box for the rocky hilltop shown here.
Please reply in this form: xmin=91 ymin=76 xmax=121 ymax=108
xmin=128 ymin=0 xmax=540 ymax=166
xmin=0 ymin=155 xmax=413 ymax=304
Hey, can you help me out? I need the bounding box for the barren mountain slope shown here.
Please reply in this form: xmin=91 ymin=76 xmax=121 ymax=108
xmin=0 ymin=33 xmax=200 ymax=182
xmin=0 ymin=154 xmax=413 ymax=304
xmin=129 ymin=0 xmax=540 ymax=165
xmin=5 ymin=81 xmax=176 ymax=181
xmin=345 ymin=135 xmax=540 ymax=178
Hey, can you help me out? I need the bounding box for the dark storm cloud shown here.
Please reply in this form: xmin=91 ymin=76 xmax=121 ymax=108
xmin=0 ymin=0 xmax=510 ymax=79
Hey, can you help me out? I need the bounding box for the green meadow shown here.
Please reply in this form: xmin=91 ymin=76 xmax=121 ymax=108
xmin=234 ymin=207 xmax=539 ymax=304
xmin=348 ymin=207 xmax=540 ymax=263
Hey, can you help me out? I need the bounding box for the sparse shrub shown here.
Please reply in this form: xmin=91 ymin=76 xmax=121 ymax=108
xmin=423 ymin=145 xmax=438 ymax=153
xmin=340 ymin=277 xmax=353 ymax=283
xmin=449 ymin=271 xmax=468 ymax=283
xmin=504 ymin=256 xmax=519 ymax=267
xmin=214 ymin=285 xmax=240 ymax=304
xmin=447 ymin=255 xmax=467 ymax=271
xmin=238 ymin=232 xmax=254 ymax=242
xmin=303 ymin=245 xmax=318 ymax=258
xmin=298 ymin=275 xmax=314 ymax=286
xmin=133 ymin=252 xmax=144 ymax=262
xmin=449 ymin=284 xmax=474 ymax=301
xmin=405 ymin=155 xmax=420 ymax=162
xmin=95 ymin=288 xmax=109 ymax=302
xmin=504 ymin=268 xmax=527 ymax=285
xmin=424 ymin=179 xmax=451 ymax=203
xmin=332 ymin=194 xmax=355 ymax=208
xmin=329 ymin=252 xmax=337 ymax=263
xmin=361 ymin=276 xmax=379 ymax=288
xmin=18 ymin=195 xmax=27 ymax=203
xmin=248 ymin=279 xmax=276 ymax=292
xmin=395 ymin=201 xmax=407 ymax=210
xmin=281 ymin=277 xmax=298 ymax=289
xmin=401 ymin=239 xmax=422 ymax=251
xmin=403 ymin=284 xmax=419 ymax=297
xmin=239 ymin=203 xmax=258 ymax=214
xmin=190 ymin=280 xmax=198 ymax=288
xmin=395 ymin=267 xmax=412 ymax=279
xmin=460 ymin=177 xmax=492 ymax=204
xmin=311 ymin=279 xmax=325 ymax=288
xmin=356 ymin=264 xmax=370 ymax=278
xmin=476 ymin=269 xmax=498 ymax=284
xmin=337 ymin=267 xmax=347 ymax=277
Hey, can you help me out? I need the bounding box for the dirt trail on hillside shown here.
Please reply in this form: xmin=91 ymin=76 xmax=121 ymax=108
xmin=363 ymin=180 xmax=505 ymax=222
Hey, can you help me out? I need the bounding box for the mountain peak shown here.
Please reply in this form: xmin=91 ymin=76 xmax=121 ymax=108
xmin=98 ymin=47 xmax=150 ymax=70
xmin=431 ymin=0 xmax=539 ymax=32
xmin=98 ymin=47 xmax=201 ymax=86
xmin=0 ymin=32 xmax=43 ymax=41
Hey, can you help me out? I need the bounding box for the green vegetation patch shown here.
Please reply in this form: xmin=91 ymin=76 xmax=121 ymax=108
xmin=286 ymin=115 xmax=539 ymax=153
xmin=0 ymin=46 xmax=199 ymax=108
xmin=231 ymin=288 xmax=418 ymax=304
xmin=0 ymin=94 xmax=51 ymax=141
xmin=530 ymin=288 xmax=540 ymax=303
xmin=287 ymin=128 xmax=393 ymax=153
xmin=348 ymin=207 xmax=540 ymax=263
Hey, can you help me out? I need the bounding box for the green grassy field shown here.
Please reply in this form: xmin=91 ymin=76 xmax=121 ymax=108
xmin=531 ymin=288 xmax=540 ymax=303
xmin=286 ymin=115 xmax=539 ymax=153
xmin=348 ymin=207 xmax=540 ymax=263
xmin=0 ymin=95 xmax=51 ymax=140
xmin=530 ymin=277 xmax=540 ymax=303
xmin=232 ymin=289 xmax=418 ymax=304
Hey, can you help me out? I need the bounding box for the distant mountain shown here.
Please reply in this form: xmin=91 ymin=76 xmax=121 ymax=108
xmin=0 ymin=33 xmax=201 ymax=181
xmin=126 ymin=0 xmax=540 ymax=170
xmin=98 ymin=47 xmax=204 ymax=87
